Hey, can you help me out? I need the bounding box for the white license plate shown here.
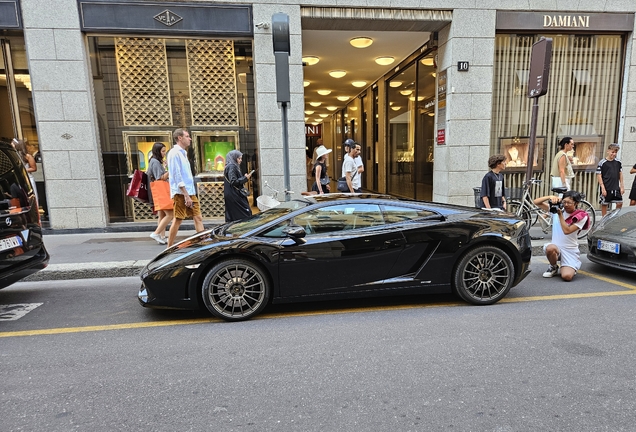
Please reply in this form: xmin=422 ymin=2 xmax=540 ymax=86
xmin=0 ymin=236 xmax=23 ymax=252
xmin=597 ymin=239 xmax=620 ymax=254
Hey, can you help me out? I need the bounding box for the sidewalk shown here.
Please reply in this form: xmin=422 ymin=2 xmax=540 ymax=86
xmin=23 ymin=222 xmax=588 ymax=283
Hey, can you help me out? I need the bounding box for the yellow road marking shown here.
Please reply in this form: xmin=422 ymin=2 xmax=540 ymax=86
xmin=2 ymin=266 xmax=635 ymax=339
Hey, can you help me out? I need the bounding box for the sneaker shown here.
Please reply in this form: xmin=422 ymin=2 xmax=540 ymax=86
xmin=150 ymin=233 xmax=167 ymax=245
xmin=542 ymin=264 xmax=559 ymax=278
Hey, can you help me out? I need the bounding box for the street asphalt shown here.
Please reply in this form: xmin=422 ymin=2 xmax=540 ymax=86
xmin=24 ymin=219 xmax=589 ymax=282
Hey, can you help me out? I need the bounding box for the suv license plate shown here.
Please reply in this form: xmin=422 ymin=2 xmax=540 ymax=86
xmin=0 ymin=236 xmax=23 ymax=252
xmin=597 ymin=239 xmax=620 ymax=254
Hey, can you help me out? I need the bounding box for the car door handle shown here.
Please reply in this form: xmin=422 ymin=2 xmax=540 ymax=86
xmin=384 ymin=238 xmax=405 ymax=246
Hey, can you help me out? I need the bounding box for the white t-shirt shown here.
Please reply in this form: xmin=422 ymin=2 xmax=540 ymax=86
xmin=354 ymin=155 xmax=363 ymax=187
xmin=551 ymin=211 xmax=587 ymax=250
xmin=342 ymin=155 xmax=361 ymax=190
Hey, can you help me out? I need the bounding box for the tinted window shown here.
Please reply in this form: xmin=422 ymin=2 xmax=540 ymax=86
xmin=381 ymin=205 xmax=437 ymax=224
xmin=0 ymin=148 xmax=32 ymax=213
xmin=223 ymin=200 xmax=309 ymax=236
xmin=294 ymin=203 xmax=384 ymax=235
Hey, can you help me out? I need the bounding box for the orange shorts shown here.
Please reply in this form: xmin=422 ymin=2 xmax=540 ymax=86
xmin=173 ymin=194 xmax=201 ymax=220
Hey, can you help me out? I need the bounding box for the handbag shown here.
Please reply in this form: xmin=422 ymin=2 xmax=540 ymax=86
xmin=126 ymin=170 xmax=149 ymax=203
xmin=225 ymin=174 xmax=251 ymax=197
xmin=149 ymin=180 xmax=172 ymax=211
xmin=320 ymin=175 xmax=330 ymax=186
xmin=336 ymin=171 xmax=356 ymax=192
xmin=336 ymin=177 xmax=349 ymax=192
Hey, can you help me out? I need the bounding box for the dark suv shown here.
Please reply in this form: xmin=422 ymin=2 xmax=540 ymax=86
xmin=0 ymin=140 xmax=49 ymax=289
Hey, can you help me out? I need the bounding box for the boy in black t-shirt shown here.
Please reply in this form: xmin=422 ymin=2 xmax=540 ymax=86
xmin=480 ymin=154 xmax=507 ymax=210
xmin=596 ymin=143 xmax=624 ymax=216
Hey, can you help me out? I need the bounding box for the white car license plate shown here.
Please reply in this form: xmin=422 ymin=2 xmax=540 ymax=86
xmin=597 ymin=239 xmax=620 ymax=254
xmin=0 ymin=236 xmax=23 ymax=252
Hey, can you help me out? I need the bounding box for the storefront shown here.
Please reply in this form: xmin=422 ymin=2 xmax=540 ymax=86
xmin=492 ymin=11 xmax=635 ymax=204
xmin=0 ymin=0 xmax=47 ymax=219
xmin=80 ymin=1 xmax=256 ymax=222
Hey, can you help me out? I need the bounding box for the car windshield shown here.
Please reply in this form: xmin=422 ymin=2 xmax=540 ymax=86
xmin=223 ymin=199 xmax=310 ymax=236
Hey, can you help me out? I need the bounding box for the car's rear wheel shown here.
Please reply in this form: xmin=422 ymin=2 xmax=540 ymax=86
xmin=453 ymin=246 xmax=515 ymax=305
xmin=201 ymin=259 xmax=270 ymax=321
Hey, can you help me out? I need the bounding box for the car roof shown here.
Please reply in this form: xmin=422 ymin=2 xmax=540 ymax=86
xmin=298 ymin=193 xmax=397 ymax=205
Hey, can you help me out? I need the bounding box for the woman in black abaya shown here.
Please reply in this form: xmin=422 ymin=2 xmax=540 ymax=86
xmin=224 ymin=150 xmax=253 ymax=222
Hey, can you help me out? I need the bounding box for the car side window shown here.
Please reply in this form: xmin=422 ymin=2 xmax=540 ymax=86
xmin=294 ymin=203 xmax=384 ymax=235
xmin=260 ymin=220 xmax=290 ymax=238
xmin=382 ymin=205 xmax=437 ymax=224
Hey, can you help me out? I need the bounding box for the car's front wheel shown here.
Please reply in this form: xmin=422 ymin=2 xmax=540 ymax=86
xmin=201 ymin=259 xmax=271 ymax=321
xmin=453 ymin=246 xmax=515 ymax=305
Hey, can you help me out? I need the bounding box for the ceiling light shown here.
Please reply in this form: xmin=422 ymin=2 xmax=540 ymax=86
xmin=317 ymin=89 xmax=332 ymax=95
xmin=421 ymin=58 xmax=434 ymax=66
xmin=312 ymin=122 xmax=319 ymax=125
xmin=336 ymin=96 xmax=350 ymax=101
xmin=352 ymin=81 xmax=367 ymax=88
xmin=302 ymin=56 xmax=320 ymax=65
xmin=304 ymin=110 xmax=314 ymax=115
xmin=389 ymin=81 xmax=402 ymax=88
xmin=304 ymin=80 xmax=310 ymax=87
xmin=349 ymin=106 xmax=358 ymax=111
xmin=329 ymin=70 xmax=347 ymax=78
xmin=391 ymin=106 xmax=401 ymax=111
xmin=309 ymin=102 xmax=322 ymax=107
xmin=375 ymin=56 xmax=395 ymax=66
xmin=408 ymin=96 xmax=425 ymax=101
xmin=314 ymin=118 xmax=323 ymax=122
xmin=431 ymin=72 xmax=436 ymax=78
xmin=319 ymin=114 xmax=329 ymax=118
xmin=427 ymin=112 xmax=435 ymax=116
xmin=326 ymin=106 xmax=338 ymax=111
xmin=400 ymin=90 xmax=413 ymax=96
xmin=350 ymin=37 xmax=373 ymax=49
xmin=305 ymin=117 xmax=309 ymax=122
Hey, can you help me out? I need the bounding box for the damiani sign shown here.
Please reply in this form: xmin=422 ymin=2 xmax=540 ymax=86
xmin=543 ymin=15 xmax=589 ymax=28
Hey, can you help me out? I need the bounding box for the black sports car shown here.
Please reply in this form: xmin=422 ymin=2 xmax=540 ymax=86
xmin=587 ymin=206 xmax=636 ymax=273
xmin=139 ymin=194 xmax=532 ymax=321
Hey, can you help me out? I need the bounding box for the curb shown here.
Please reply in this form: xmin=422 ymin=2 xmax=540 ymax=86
xmin=23 ymin=246 xmax=589 ymax=282
xmin=23 ymin=260 xmax=150 ymax=282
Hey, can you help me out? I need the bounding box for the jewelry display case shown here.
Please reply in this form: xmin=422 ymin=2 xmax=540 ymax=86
xmin=561 ymin=135 xmax=602 ymax=171
xmin=498 ymin=136 xmax=545 ymax=172
xmin=122 ymin=131 xmax=172 ymax=176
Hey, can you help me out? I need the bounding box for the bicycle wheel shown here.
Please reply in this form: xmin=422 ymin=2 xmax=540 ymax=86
xmin=576 ymin=200 xmax=597 ymax=239
xmin=507 ymin=200 xmax=532 ymax=228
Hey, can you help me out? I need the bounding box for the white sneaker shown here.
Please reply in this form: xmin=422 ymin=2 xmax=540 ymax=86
xmin=150 ymin=233 xmax=167 ymax=245
xmin=542 ymin=265 xmax=559 ymax=278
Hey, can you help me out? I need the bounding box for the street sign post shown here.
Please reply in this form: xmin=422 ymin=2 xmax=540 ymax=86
xmin=526 ymin=38 xmax=552 ymax=185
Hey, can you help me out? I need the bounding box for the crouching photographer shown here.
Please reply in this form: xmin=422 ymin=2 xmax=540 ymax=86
xmin=533 ymin=191 xmax=590 ymax=281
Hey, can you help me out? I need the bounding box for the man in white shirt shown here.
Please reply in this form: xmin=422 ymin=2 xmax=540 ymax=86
xmin=342 ymin=141 xmax=362 ymax=193
xmin=166 ymin=128 xmax=204 ymax=247
xmin=344 ymin=138 xmax=364 ymax=182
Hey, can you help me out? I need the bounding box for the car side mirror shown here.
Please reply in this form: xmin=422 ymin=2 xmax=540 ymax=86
xmin=282 ymin=225 xmax=306 ymax=244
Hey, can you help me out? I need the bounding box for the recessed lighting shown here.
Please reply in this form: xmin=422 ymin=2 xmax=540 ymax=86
xmin=389 ymin=81 xmax=402 ymax=88
xmin=311 ymin=122 xmax=319 ymax=125
xmin=317 ymin=89 xmax=332 ymax=95
xmin=350 ymin=37 xmax=373 ymax=49
xmin=314 ymin=118 xmax=323 ymax=122
xmin=336 ymin=96 xmax=350 ymax=101
xmin=427 ymin=112 xmax=435 ymax=116
xmin=431 ymin=72 xmax=436 ymax=78
xmin=408 ymin=96 xmax=425 ymax=101
xmin=391 ymin=106 xmax=401 ymax=111
xmin=421 ymin=58 xmax=434 ymax=66
xmin=302 ymin=56 xmax=320 ymax=65
xmin=303 ymin=80 xmax=310 ymax=87
xmin=400 ymin=90 xmax=413 ymax=96
xmin=326 ymin=106 xmax=338 ymax=111
xmin=305 ymin=117 xmax=309 ymax=122
xmin=304 ymin=110 xmax=314 ymax=115
xmin=319 ymin=114 xmax=329 ymax=118
xmin=349 ymin=106 xmax=358 ymax=111
xmin=329 ymin=70 xmax=347 ymax=78
xmin=375 ymin=56 xmax=395 ymax=66
xmin=309 ymin=102 xmax=322 ymax=107
xmin=352 ymin=81 xmax=367 ymax=88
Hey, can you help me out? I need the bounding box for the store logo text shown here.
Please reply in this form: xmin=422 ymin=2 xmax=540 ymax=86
xmin=543 ymin=15 xmax=590 ymax=28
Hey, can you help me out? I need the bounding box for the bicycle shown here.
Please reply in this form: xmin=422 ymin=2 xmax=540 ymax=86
xmin=506 ymin=178 xmax=596 ymax=239
xmin=256 ymin=182 xmax=281 ymax=211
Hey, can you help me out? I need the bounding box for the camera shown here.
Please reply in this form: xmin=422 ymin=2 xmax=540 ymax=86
xmin=548 ymin=199 xmax=563 ymax=214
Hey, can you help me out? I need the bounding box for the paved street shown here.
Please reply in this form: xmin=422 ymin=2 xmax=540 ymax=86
xmin=2 ymin=256 xmax=636 ymax=431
